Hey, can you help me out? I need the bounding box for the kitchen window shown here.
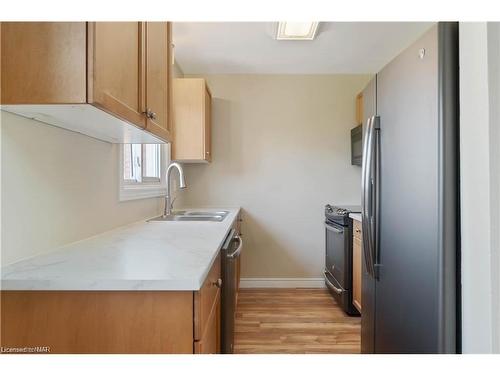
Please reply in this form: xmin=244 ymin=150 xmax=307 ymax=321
xmin=119 ymin=143 xmax=169 ymax=201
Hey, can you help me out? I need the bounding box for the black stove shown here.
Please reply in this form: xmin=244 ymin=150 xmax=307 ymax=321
xmin=324 ymin=204 xmax=361 ymax=316
xmin=325 ymin=204 xmax=361 ymax=226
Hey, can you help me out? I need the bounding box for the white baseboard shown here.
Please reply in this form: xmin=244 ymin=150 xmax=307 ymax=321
xmin=239 ymin=277 xmax=326 ymax=289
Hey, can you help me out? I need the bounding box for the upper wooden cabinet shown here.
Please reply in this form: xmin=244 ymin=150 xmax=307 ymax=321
xmin=355 ymin=92 xmax=364 ymax=125
xmin=144 ymin=22 xmax=173 ymax=141
xmin=172 ymin=78 xmax=212 ymax=162
xmin=1 ymin=22 xmax=172 ymax=143
xmin=1 ymin=22 xmax=87 ymax=104
xmin=88 ymin=22 xmax=145 ymax=129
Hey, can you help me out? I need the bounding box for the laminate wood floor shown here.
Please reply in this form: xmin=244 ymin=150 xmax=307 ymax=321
xmin=234 ymin=288 xmax=361 ymax=354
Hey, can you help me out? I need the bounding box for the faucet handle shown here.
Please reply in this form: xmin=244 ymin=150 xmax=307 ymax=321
xmin=170 ymin=196 xmax=177 ymax=210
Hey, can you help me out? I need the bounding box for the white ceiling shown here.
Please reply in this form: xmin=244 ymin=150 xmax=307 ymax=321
xmin=173 ymin=22 xmax=434 ymax=74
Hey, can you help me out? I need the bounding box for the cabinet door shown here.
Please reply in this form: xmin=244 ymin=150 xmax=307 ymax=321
xmin=353 ymin=236 xmax=362 ymax=312
xmin=1 ymin=22 xmax=87 ymax=104
xmin=88 ymin=22 xmax=146 ymax=129
xmin=356 ymin=92 xmax=364 ymax=125
xmin=194 ymin=291 xmax=221 ymax=354
xmin=194 ymin=253 xmax=221 ymax=340
xmin=236 ymin=255 xmax=241 ymax=296
xmin=203 ymin=87 xmax=212 ymax=161
xmin=144 ymin=22 xmax=172 ymax=142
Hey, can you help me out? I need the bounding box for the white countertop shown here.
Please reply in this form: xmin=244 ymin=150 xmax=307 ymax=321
xmin=349 ymin=213 xmax=362 ymax=222
xmin=1 ymin=208 xmax=240 ymax=291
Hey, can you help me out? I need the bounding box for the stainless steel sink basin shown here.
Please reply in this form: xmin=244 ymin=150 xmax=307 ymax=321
xmin=184 ymin=210 xmax=229 ymax=217
xmin=152 ymin=215 xmax=224 ymax=222
xmin=148 ymin=210 xmax=228 ymax=222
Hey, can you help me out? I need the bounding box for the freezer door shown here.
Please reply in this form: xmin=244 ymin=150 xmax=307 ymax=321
xmin=360 ymin=76 xmax=377 ymax=354
xmin=375 ymin=23 xmax=458 ymax=353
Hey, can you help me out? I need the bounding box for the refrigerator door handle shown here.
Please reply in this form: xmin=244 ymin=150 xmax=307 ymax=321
xmin=361 ymin=116 xmax=376 ymax=278
xmin=373 ymin=116 xmax=381 ymax=277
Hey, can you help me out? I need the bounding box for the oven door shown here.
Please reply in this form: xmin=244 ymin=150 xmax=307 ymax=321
xmin=325 ymin=220 xmax=346 ymax=285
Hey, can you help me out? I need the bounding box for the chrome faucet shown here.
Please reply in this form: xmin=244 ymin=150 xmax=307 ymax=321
xmin=164 ymin=162 xmax=186 ymax=217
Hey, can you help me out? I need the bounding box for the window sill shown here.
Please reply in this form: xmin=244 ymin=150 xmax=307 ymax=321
xmin=119 ymin=184 xmax=167 ymax=202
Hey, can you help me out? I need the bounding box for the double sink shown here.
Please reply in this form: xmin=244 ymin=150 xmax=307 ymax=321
xmin=148 ymin=210 xmax=229 ymax=222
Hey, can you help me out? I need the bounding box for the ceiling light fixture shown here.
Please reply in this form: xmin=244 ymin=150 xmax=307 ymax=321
xmin=276 ymin=22 xmax=319 ymax=40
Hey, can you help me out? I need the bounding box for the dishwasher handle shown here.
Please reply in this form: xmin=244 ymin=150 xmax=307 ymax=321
xmin=227 ymin=235 xmax=243 ymax=259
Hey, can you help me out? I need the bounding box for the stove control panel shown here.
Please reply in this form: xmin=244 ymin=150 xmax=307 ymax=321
xmin=325 ymin=205 xmax=350 ymax=216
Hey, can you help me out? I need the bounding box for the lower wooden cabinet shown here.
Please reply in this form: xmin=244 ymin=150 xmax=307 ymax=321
xmin=0 ymin=291 xmax=194 ymax=353
xmin=352 ymin=219 xmax=362 ymax=313
xmin=194 ymin=253 xmax=222 ymax=354
xmin=1 ymin=254 xmax=223 ymax=354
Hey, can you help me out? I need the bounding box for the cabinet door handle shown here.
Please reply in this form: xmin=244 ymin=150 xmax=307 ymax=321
xmin=143 ymin=109 xmax=157 ymax=120
xmin=213 ymin=278 xmax=222 ymax=288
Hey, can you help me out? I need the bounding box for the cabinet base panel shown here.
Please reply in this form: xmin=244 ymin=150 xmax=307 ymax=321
xmin=1 ymin=291 xmax=193 ymax=354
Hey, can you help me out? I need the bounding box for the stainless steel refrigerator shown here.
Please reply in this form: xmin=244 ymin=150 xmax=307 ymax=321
xmin=360 ymin=22 xmax=460 ymax=353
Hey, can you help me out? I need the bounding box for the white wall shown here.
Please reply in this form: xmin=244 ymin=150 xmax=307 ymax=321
xmin=1 ymin=111 xmax=162 ymax=265
xmin=459 ymin=22 xmax=500 ymax=353
xmin=177 ymin=74 xmax=371 ymax=278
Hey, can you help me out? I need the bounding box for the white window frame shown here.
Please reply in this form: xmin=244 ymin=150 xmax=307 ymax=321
xmin=119 ymin=143 xmax=170 ymax=202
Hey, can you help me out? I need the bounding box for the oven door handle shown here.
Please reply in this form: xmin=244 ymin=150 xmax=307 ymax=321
xmin=323 ymin=270 xmax=344 ymax=295
xmin=324 ymin=223 xmax=344 ymax=234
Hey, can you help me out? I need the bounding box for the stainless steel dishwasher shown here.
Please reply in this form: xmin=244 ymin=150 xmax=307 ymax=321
xmin=220 ymin=228 xmax=243 ymax=354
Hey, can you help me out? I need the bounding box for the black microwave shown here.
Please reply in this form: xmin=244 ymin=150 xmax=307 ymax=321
xmin=351 ymin=124 xmax=362 ymax=166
